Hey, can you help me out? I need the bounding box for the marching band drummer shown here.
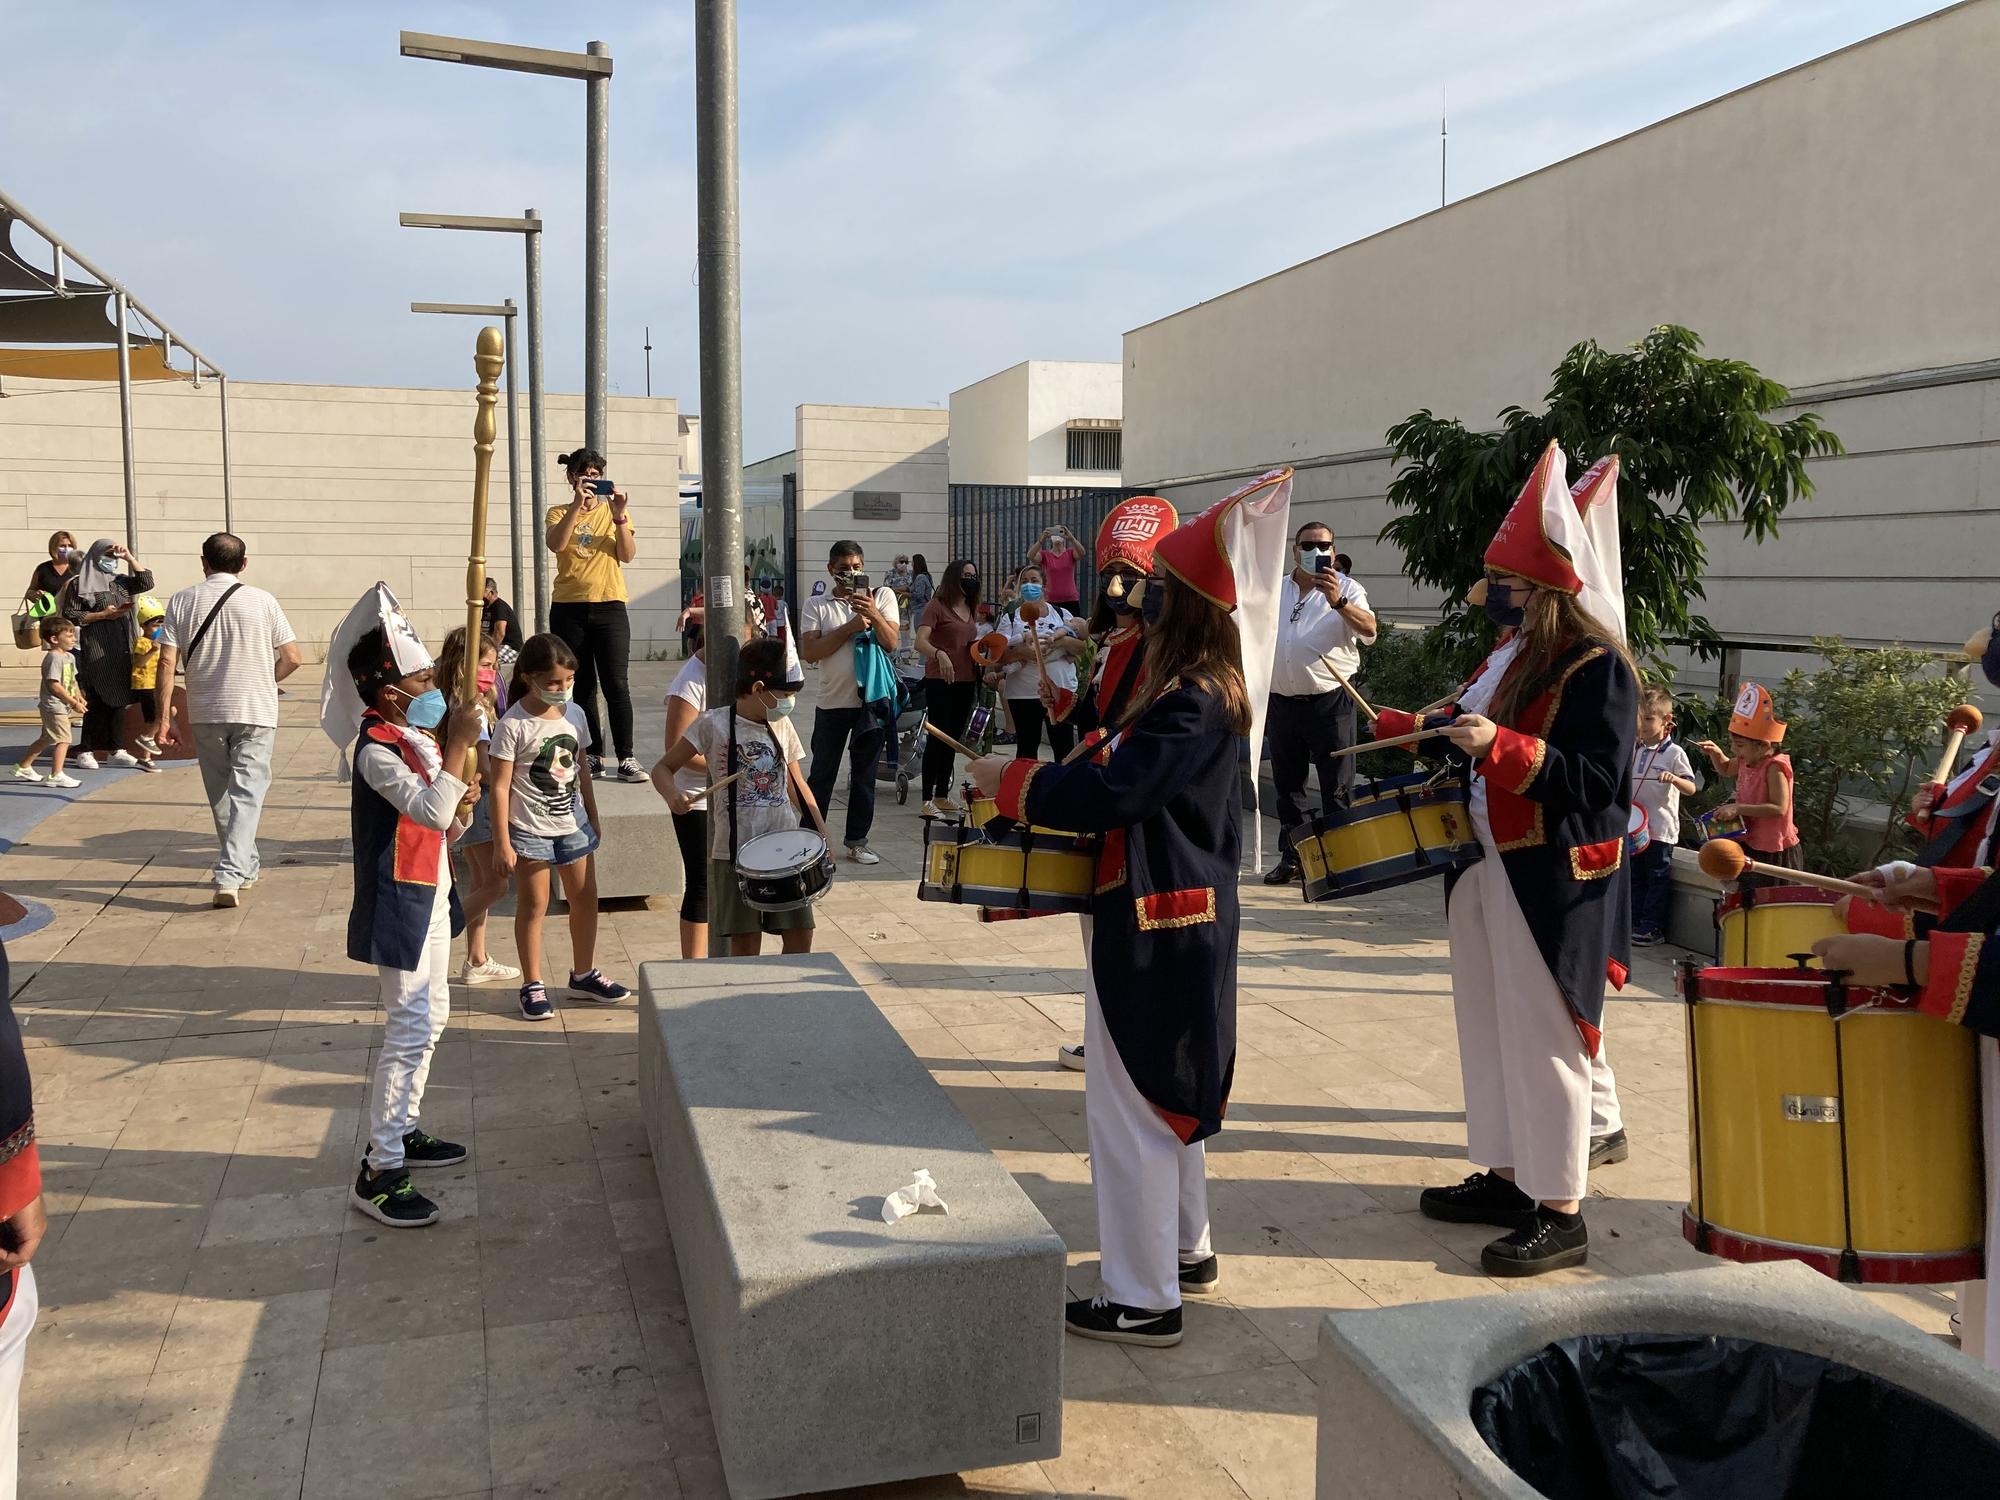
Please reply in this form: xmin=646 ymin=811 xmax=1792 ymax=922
xmin=1054 ymin=495 xmax=1178 ymax=1073
xmin=1386 ymin=443 xmax=1638 ymax=1276
xmin=966 ymin=500 xmax=1246 ymax=1349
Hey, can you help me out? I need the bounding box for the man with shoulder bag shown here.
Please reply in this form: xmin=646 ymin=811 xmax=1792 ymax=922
xmin=156 ymin=534 xmax=303 ymax=908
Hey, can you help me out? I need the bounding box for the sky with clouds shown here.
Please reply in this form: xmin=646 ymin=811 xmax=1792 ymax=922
xmin=0 ymin=0 xmax=1954 ymax=459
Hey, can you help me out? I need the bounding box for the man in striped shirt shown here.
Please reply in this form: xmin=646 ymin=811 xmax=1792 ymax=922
xmin=156 ymin=534 xmax=302 ymax=908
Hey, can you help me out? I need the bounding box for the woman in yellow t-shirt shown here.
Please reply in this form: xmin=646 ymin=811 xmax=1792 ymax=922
xmin=546 ymin=447 xmax=642 ymax=781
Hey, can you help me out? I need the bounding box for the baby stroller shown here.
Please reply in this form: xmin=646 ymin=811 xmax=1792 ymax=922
xmin=879 ymin=675 xmax=927 ymax=805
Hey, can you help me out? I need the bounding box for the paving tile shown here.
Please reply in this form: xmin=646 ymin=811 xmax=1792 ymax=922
xmin=1039 ymin=1383 xmax=1249 ymax=1498
xmin=485 ymin=1312 xmax=670 ymax=1485
xmin=156 ymin=1288 xmax=333 ymax=1373
xmin=1151 ymin=1363 xmax=1321 ymax=1500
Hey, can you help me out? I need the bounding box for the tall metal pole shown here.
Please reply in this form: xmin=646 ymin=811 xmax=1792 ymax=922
xmin=218 ymin=373 xmax=235 ymax=534
xmin=114 ymin=290 xmax=138 ymax=549
xmin=584 ymin=39 xmax=610 ymax=457
xmin=502 ymin=301 xmax=523 ymax=618
xmin=696 ymin=0 xmax=745 ymax=707
xmin=525 ymin=209 xmax=551 ymax=635
xmin=643 ymin=325 xmax=652 ymax=399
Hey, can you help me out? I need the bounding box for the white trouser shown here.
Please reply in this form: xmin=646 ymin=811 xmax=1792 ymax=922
xmin=1589 ymin=1044 xmax=1623 ymax=1138
xmin=368 ymin=896 xmax=453 ymax=1172
xmin=0 ymin=1265 xmax=37 ymax=1500
xmin=1958 ymin=1039 xmax=1999 ymax=1371
xmin=1082 ymin=915 xmax=1212 ymax=1311
xmin=1447 ymin=846 xmax=1594 ymax=1204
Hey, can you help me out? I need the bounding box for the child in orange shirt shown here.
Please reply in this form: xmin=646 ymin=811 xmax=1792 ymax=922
xmin=1694 ymin=682 xmax=1802 ymax=871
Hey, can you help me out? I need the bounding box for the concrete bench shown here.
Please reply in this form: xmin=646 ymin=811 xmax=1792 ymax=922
xmin=585 ymin=777 xmax=684 ymax=905
xmin=638 ymin=954 xmax=1065 ymax=1498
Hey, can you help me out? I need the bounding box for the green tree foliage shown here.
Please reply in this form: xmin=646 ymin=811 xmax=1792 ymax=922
xmin=1352 ymin=626 xmax=1465 ymax=780
xmin=1380 ymin=326 xmax=1843 ymax=675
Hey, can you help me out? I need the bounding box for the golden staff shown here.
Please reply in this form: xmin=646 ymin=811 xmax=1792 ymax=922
xmin=460 ymin=326 xmax=505 ymax=792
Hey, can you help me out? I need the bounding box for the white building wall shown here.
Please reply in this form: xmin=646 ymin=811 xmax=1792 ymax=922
xmin=1023 ymin=360 xmax=1122 ymax=487
xmin=1120 ymin=1 xmax=2000 ymax=656
xmin=947 ymin=364 xmax=1030 ymax=486
xmin=0 ymin=374 xmax=682 ymax=660
xmin=793 ymin=405 xmax=949 ymax=585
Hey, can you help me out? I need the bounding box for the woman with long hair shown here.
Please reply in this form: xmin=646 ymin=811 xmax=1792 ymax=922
xmin=968 ymin=504 xmax=1246 ymax=1351
xmin=1384 ymin=444 xmax=1637 ymax=1278
xmin=545 ymin=448 xmax=642 ymax=783
xmin=906 ymin=552 xmax=933 ymax=620
xmin=914 ymin=557 xmax=983 ymax=816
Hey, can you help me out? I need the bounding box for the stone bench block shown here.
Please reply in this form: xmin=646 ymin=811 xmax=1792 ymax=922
xmin=1315 ymin=1260 xmax=2000 ymax=1497
xmin=638 ymin=954 xmax=1065 ymax=1498
xmin=585 ymin=777 xmax=685 ymax=904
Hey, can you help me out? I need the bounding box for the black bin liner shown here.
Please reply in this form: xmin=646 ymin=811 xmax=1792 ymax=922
xmin=1471 ymin=1332 xmax=2000 ymax=1499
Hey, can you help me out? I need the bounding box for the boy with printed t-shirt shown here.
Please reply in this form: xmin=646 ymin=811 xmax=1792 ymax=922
xmin=14 ymin=618 xmax=84 ymax=788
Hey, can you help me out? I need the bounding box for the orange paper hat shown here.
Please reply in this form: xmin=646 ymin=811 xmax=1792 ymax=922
xmin=1729 ymin=681 xmax=1787 ymax=743
xmin=1095 ymin=496 xmax=1178 ymax=575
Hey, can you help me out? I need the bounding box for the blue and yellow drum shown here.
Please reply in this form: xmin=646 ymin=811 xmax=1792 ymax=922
xmin=1294 ymin=772 xmax=1480 ymax=902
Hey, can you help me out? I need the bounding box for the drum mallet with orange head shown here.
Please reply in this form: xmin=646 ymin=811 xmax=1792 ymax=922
xmin=1932 ymin=704 xmax=1984 ymax=787
xmin=1697 ymin=839 xmax=1875 ymax=898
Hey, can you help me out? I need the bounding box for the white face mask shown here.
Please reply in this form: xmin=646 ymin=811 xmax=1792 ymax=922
xmin=1298 ymin=545 xmax=1333 ymax=573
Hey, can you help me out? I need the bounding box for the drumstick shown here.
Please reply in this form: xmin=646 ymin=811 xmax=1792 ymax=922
xmin=1696 ymin=839 xmax=1874 ymax=897
xmin=1325 ymin=727 xmax=1447 ymax=761
xmin=1931 ymin=704 xmax=1984 ymax=787
xmin=921 ymin=718 xmax=981 ymax=760
xmin=688 ymin=766 xmax=749 ymax=803
xmin=1322 ymin=658 xmax=1377 ymax=724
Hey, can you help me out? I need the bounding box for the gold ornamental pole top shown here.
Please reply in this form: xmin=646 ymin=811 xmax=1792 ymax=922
xmin=461 ymin=327 xmax=505 ymax=791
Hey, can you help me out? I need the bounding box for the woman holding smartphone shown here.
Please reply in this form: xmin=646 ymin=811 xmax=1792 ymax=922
xmin=546 ymin=448 xmax=642 ymax=783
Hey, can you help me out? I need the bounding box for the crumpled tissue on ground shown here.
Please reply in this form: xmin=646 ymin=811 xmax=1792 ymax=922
xmin=882 ymin=1167 xmax=949 ymax=1223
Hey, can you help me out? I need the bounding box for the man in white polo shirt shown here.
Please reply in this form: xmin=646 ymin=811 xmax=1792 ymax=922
xmin=1265 ymin=520 xmax=1377 ymax=884
xmin=156 ymin=533 xmax=302 ymax=908
xmin=799 ymin=539 xmax=900 ymax=865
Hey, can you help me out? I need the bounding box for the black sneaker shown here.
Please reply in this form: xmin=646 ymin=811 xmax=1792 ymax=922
xmin=402 ymin=1128 xmax=468 ymax=1169
xmin=1178 ymin=1256 xmax=1220 ymax=1295
xmin=520 ymin=982 xmax=555 ymax=1022
xmin=1482 ymin=1208 xmax=1589 ymax=1277
xmin=587 ymin=754 xmax=605 ymax=779
xmin=566 ymin=969 xmax=630 ymax=1004
xmin=617 ymin=756 xmax=648 ymax=783
xmin=1418 ymin=1170 xmax=1535 ymax=1228
xmin=1064 ymin=1295 xmax=1182 ymax=1347
xmin=1261 ymin=859 xmax=1301 ymax=886
xmin=1589 ymin=1129 xmax=1630 ymax=1169
xmin=1631 ymin=930 xmax=1665 ymax=947
xmin=350 ymin=1166 xmax=441 ymax=1228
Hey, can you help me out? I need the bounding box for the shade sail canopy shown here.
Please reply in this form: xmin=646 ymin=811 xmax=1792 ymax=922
xmin=0 ymin=344 xmax=188 ymax=381
xmin=0 ymin=209 xmax=169 ymax=370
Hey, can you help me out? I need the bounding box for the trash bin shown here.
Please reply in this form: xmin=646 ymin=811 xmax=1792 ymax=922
xmin=1471 ymin=1332 xmax=2000 ymax=1500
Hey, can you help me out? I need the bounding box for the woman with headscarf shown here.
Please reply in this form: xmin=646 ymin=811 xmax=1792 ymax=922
xmin=66 ymin=539 xmax=154 ymax=771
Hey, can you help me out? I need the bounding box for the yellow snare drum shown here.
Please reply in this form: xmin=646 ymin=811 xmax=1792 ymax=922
xmin=1681 ymin=962 xmax=1983 ymax=1284
xmin=1715 ymin=885 xmax=1842 ymax=968
xmin=1295 ymin=771 xmax=1479 ymax=902
xmin=918 ymin=809 xmax=1097 ymax=914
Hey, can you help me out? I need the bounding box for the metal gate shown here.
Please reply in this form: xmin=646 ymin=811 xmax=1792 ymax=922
xmin=948 ymin=484 xmax=1132 ymax=610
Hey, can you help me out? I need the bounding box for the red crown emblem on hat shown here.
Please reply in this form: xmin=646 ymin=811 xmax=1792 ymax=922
xmin=1095 ymin=496 xmax=1178 ymax=574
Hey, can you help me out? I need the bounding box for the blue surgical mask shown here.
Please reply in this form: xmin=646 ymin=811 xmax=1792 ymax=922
xmin=95 ymin=555 xmax=120 ymax=575
xmin=1139 ymin=579 xmax=1165 ymax=627
xmin=1484 ymin=582 xmax=1527 ymax=630
xmin=764 ymin=690 xmax=798 ymax=720
xmin=539 ymin=685 xmax=573 ymax=707
xmin=403 ymin=688 xmax=447 ymax=729
xmin=1018 ymin=582 xmax=1044 ymax=604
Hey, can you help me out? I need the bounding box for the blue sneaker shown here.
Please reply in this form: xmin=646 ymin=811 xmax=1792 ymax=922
xmin=567 ymin=969 xmax=630 ymax=1004
xmin=519 ymin=982 xmax=555 ymax=1021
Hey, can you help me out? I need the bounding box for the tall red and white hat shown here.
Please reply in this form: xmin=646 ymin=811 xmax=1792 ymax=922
xmin=1483 ymin=440 xmax=1626 ymax=642
xmin=1095 ymin=495 xmax=1178 ymax=575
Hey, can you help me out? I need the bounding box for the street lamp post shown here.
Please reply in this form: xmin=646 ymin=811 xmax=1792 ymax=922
xmin=696 ymin=0 xmax=745 ymax=705
xmin=411 ymin=300 xmax=523 ymax=626
xmin=397 ymin=211 xmax=550 ymax=631
xmin=399 ymin=31 xmax=613 ymax=456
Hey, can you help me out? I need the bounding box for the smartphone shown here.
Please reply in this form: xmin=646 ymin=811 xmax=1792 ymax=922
xmin=589 ymin=478 xmax=616 ymax=497
xmin=1314 ymin=553 xmax=1333 ymax=573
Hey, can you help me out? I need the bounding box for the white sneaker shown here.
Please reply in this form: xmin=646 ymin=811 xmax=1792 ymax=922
xmin=11 ymin=765 xmax=43 ymax=783
xmin=458 ymin=956 xmax=522 ymax=985
xmin=72 ymin=752 xmax=99 ymax=771
xmin=135 ymin=735 xmax=163 ymax=755
xmin=1058 ymin=1043 xmax=1086 ymax=1071
xmin=134 ymin=759 xmax=159 ymax=774
xmin=932 ymin=795 xmax=963 ymax=816
xmin=845 ymin=843 xmax=881 ymax=866
xmin=919 ymin=799 xmax=940 ymax=818
xmin=107 ymin=749 xmax=138 ymax=767
xmin=213 ymin=886 xmax=240 ymax=909
xmin=46 ymin=772 xmax=80 ymax=789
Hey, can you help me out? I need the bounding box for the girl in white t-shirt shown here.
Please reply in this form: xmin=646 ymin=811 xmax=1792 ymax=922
xmin=655 ymin=631 xmax=713 ymax=960
xmin=657 ymin=638 xmax=825 ymax=957
xmin=489 ymin=633 xmax=629 ymax=1021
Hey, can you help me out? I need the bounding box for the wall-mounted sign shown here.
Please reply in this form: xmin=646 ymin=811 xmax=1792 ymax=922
xmin=853 ymin=491 xmax=902 ymax=520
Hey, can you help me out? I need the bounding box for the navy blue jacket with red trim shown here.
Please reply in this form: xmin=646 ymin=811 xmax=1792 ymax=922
xmin=348 ymin=716 xmax=465 ymax=970
xmin=995 ymin=683 xmax=1239 ymax=1143
xmin=1436 ymin=639 xmax=1637 ymax=1050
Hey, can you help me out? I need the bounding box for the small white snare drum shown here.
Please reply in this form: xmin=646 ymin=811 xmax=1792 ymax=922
xmin=736 ymin=829 xmax=835 ymax=912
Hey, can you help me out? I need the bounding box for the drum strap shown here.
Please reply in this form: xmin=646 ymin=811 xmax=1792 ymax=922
xmin=725 ymin=697 xmax=791 ymax=872
xmin=1917 ymin=777 xmax=2000 ymax=866
xmin=1015 ymin=827 xmax=1036 ymax=911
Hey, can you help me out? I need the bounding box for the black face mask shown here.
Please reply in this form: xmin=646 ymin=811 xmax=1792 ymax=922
xmin=1139 ymin=580 xmax=1165 ymax=627
xmin=959 ymin=577 xmax=980 ymax=605
xmin=1982 ymin=625 xmax=2000 ymax=689
xmin=1483 ymin=583 xmax=1527 ymax=630
xmin=1103 ymin=581 xmax=1135 ymax=615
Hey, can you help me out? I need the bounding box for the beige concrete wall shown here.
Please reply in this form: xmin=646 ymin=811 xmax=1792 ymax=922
xmin=0 ymin=374 xmax=683 ymax=662
xmin=947 ymin=363 xmax=1030 ymax=485
xmin=793 ymin=405 xmax=949 ymax=585
xmin=1123 ymin=2 xmax=2000 ymax=483
xmin=1024 ymin=361 xmax=1122 ymax=487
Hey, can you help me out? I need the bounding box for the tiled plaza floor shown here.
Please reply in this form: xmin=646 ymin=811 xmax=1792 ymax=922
xmin=0 ymin=663 xmax=1953 ymax=1498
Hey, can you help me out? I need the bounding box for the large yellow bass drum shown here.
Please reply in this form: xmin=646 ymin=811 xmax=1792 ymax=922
xmin=1680 ymin=961 xmax=1983 ymax=1284
xmin=1715 ymin=884 xmax=1842 ymax=969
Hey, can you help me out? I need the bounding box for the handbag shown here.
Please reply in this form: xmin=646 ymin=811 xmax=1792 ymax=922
xmin=11 ymin=586 xmax=62 ymax=651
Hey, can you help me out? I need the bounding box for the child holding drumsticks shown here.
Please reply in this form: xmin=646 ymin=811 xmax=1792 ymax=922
xmin=1694 ymin=681 xmax=1802 ymax=872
